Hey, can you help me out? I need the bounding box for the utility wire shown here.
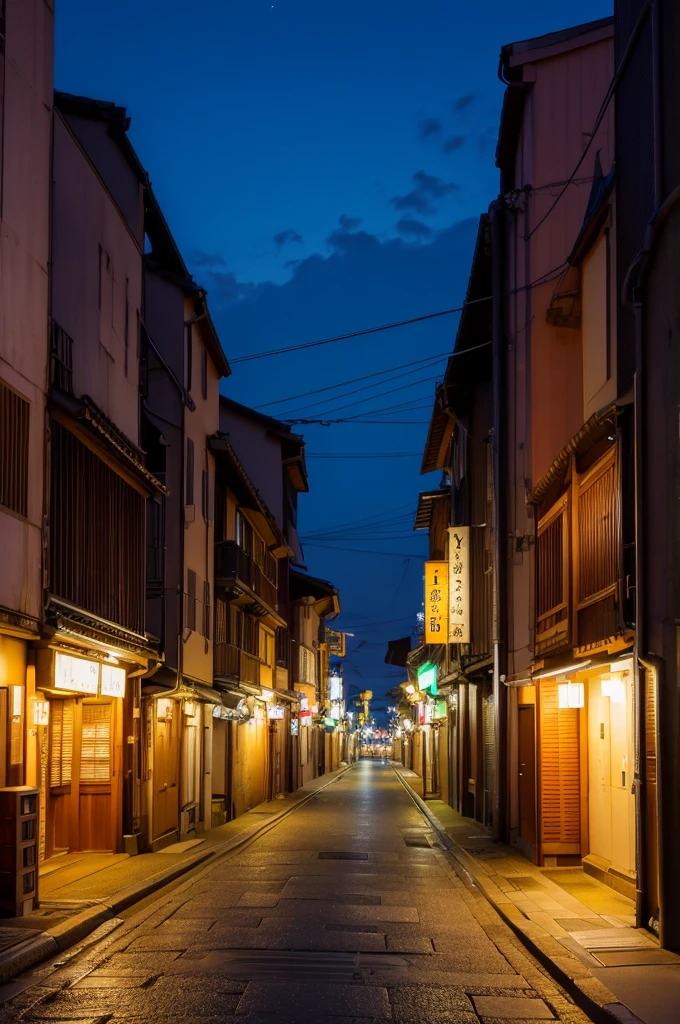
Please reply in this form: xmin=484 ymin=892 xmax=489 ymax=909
xmin=256 ymin=352 xmax=448 ymax=410
xmin=304 ymin=452 xmax=421 ymax=459
xmin=276 ymin=362 xmax=443 ymax=418
xmin=230 ymin=261 xmax=568 ymax=365
xmin=301 ymin=374 xmax=440 ymax=419
xmin=527 ymin=0 xmax=651 ymax=240
xmin=302 ymin=502 xmax=416 ymax=536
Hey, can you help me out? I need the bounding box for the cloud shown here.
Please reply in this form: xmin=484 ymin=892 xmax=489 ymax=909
xmin=390 ymin=169 xmax=459 ymax=215
xmin=338 ymin=214 xmax=362 ymax=231
xmin=395 ymin=216 xmax=433 ymax=240
xmin=454 ymin=93 xmax=476 ymax=111
xmin=189 ymin=249 xmax=229 ymax=269
xmin=442 ymin=135 xmax=466 ymax=154
xmin=274 ymin=228 xmax=304 ymax=248
xmin=418 ymin=116 xmax=442 ymax=140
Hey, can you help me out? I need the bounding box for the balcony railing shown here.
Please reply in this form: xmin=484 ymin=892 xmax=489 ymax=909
xmin=214 ymin=642 xmax=260 ymax=685
xmin=215 ymin=540 xmax=278 ymax=613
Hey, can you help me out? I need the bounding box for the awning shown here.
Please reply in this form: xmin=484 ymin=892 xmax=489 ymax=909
xmin=413 ymin=490 xmax=448 ymax=532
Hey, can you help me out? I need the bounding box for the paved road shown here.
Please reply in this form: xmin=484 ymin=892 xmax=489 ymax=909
xmin=2 ymin=762 xmax=593 ymax=1024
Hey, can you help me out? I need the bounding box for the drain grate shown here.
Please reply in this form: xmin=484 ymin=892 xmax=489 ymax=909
xmin=318 ymin=852 xmax=369 ymax=860
xmin=404 ymin=837 xmax=431 ymax=849
xmin=171 ymin=949 xmax=407 ymax=982
xmin=325 ymin=924 xmax=379 ymax=934
xmin=279 ymin=894 xmax=381 ymax=906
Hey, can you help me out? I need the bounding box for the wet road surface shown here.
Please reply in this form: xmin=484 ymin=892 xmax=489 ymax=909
xmin=1 ymin=761 xmax=593 ymax=1024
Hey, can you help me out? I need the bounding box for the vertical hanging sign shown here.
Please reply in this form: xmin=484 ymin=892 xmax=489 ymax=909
xmin=424 ymin=561 xmax=448 ymax=643
xmin=448 ymin=526 xmax=470 ymax=643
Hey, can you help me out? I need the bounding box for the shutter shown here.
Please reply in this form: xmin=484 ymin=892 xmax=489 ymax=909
xmin=203 ymin=580 xmax=211 ymax=639
xmin=80 ymin=704 xmax=112 ymax=783
xmin=539 ymin=680 xmax=581 ymax=854
xmin=50 ymin=701 xmax=73 ymax=788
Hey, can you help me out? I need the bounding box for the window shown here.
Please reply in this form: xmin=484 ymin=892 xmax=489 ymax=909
xmin=201 ymin=464 xmax=214 ymax=522
xmin=0 ymin=379 xmax=29 ymax=517
xmin=215 ymin=597 xmax=227 ymax=644
xmin=185 ymin=323 xmax=193 ymax=392
xmin=201 ymin=349 xmax=208 ymax=401
xmin=186 ymin=569 xmax=197 ymax=632
xmin=582 ymin=229 xmax=611 ymax=413
xmin=185 ymin=437 xmax=194 ymax=506
xmin=236 ymin=511 xmax=253 ymax=554
xmin=260 ymin=628 xmax=275 ymax=667
xmin=50 ymin=702 xmax=73 ymax=788
xmin=242 ymin=613 xmax=259 ymax=655
xmin=299 ymin=645 xmax=317 ymax=686
xmin=80 ymin=704 xmax=111 ymax=782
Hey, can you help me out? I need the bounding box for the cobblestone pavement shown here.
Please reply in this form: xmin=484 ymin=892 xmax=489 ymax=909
xmin=1 ymin=762 xmax=595 ymax=1024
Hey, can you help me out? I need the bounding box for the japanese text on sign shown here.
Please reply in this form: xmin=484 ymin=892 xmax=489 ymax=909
xmin=448 ymin=526 xmax=470 ymax=643
xmin=424 ymin=561 xmax=448 ymax=644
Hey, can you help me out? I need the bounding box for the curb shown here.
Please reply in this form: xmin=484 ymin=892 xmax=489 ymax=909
xmin=391 ymin=764 xmax=644 ymax=1024
xmin=0 ymin=764 xmax=353 ymax=988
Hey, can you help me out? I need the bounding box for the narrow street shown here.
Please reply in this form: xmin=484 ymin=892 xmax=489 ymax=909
xmin=3 ymin=763 xmax=592 ymax=1024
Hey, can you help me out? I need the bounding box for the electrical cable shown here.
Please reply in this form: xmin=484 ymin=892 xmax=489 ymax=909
xmin=256 ymin=352 xmax=449 ymax=410
xmin=229 ymin=261 xmax=568 ymax=365
xmin=276 ymin=364 xmax=443 ymax=418
xmin=304 ymin=452 xmax=421 ymax=459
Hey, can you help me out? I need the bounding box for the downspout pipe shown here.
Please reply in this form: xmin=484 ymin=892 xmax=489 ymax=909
xmin=489 ymin=197 xmax=506 ymax=842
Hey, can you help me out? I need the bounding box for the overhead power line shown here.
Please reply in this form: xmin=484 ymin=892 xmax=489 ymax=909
xmin=229 ymin=261 xmax=568 ymax=365
xmin=256 ymin=351 xmax=448 ymax=410
xmin=304 ymin=452 xmax=421 ymax=459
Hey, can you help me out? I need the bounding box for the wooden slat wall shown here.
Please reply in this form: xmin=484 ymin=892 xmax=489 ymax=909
xmin=539 ymin=680 xmax=581 ymax=855
xmin=538 ymin=515 xmax=564 ymax=617
xmin=578 ymin=459 xmax=617 ymax=601
xmin=50 ymin=420 xmax=146 ymax=634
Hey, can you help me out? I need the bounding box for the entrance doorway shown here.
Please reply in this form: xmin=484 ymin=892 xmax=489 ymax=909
xmin=48 ymin=698 xmax=122 ymax=854
xmin=587 ymin=672 xmax=635 ymax=881
xmin=518 ymin=704 xmax=537 ymax=851
xmin=152 ymin=700 xmax=180 ymax=843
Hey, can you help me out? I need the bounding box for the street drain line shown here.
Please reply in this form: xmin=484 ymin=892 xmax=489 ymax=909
xmin=170 ymin=948 xmax=409 ymax=982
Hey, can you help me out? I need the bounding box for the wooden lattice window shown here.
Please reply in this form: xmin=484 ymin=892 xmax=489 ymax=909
xmin=578 ymin=450 xmax=617 ymax=603
xmin=80 ymin=704 xmax=111 ymax=783
xmin=50 ymin=702 xmax=73 ymax=788
xmin=536 ymin=496 xmax=569 ymax=638
xmin=0 ymin=379 xmax=29 ymax=517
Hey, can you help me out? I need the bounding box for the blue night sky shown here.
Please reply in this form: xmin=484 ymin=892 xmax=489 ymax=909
xmin=57 ymin=0 xmax=612 ymax=713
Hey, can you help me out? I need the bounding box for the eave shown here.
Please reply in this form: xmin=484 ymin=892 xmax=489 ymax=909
xmin=414 ymin=489 xmax=449 ymax=531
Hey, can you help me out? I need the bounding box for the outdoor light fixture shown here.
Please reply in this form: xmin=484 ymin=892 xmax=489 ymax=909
xmin=405 ymin=684 xmax=416 ymax=696
xmin=260 ymin=689 xmax=274 ymax=703
xmin=533 ymin=660 xmax=591 ymax=681
xmin=558 ymin=681 xmax=584 ymax=709
xmin=184 ymin=700 xmax=197 ymax=717
xmin=10 ymin=686 xmax=23 ymax=718
xmin=602 ymin=674 xmax=626 ymax=704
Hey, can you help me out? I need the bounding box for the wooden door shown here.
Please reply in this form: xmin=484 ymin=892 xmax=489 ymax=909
xmin=518 ymin=705 xmax=536 ymax=848
xmin=153 ymin=708 xmax=179 ymax=841
xmin=49 ymin=699 xmax=74 ymax=854
xmin=49 ymin=698 xmax=119 ymax=854
xmin=539 ymin=680 xmax=580 ymax=858
xmin=78 ymin=701 xmax=115 ymax=852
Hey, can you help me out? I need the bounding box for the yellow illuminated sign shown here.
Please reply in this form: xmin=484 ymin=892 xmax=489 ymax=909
xmin=448 ymin=527 xmax=470 ymax=643
xmin=425 ymin=561 xmax=448 ymax=644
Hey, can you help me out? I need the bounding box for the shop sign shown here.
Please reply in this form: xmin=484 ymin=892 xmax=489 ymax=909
xmin=417 ymin=662 xmax=438 ymax=696
xmin=416 ymin=701 xmax=425 ymax=725
xmin=268 ymin=704 xmax=285 ymax=720
xmin=448 ymin=527 xmax=470 ymax=643
xmin=55 ymin=653 xmax=99 ymax=694
xmin=291 ymin=718 xmax=299 ymax=736
xmin=434 ymin=700 xmax=447 ymax=719
xmin=32 ymin=700 xmax=50 ymax=726
xmin=299 ymin=696 xmax=309 ymax=711
xmin=101 ymin=664 xmax=126 ymax=697
xmin=330 ymin=702 xmax=342 ymax=720
xmin=424 ymin=561 xmax=448 ymax=643
xmin=329 ymin=674 xmax=343 ymax=701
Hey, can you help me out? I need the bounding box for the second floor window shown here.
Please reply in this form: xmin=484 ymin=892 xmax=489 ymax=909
xmin=0 ymin=379 xmax=29 ymax=518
